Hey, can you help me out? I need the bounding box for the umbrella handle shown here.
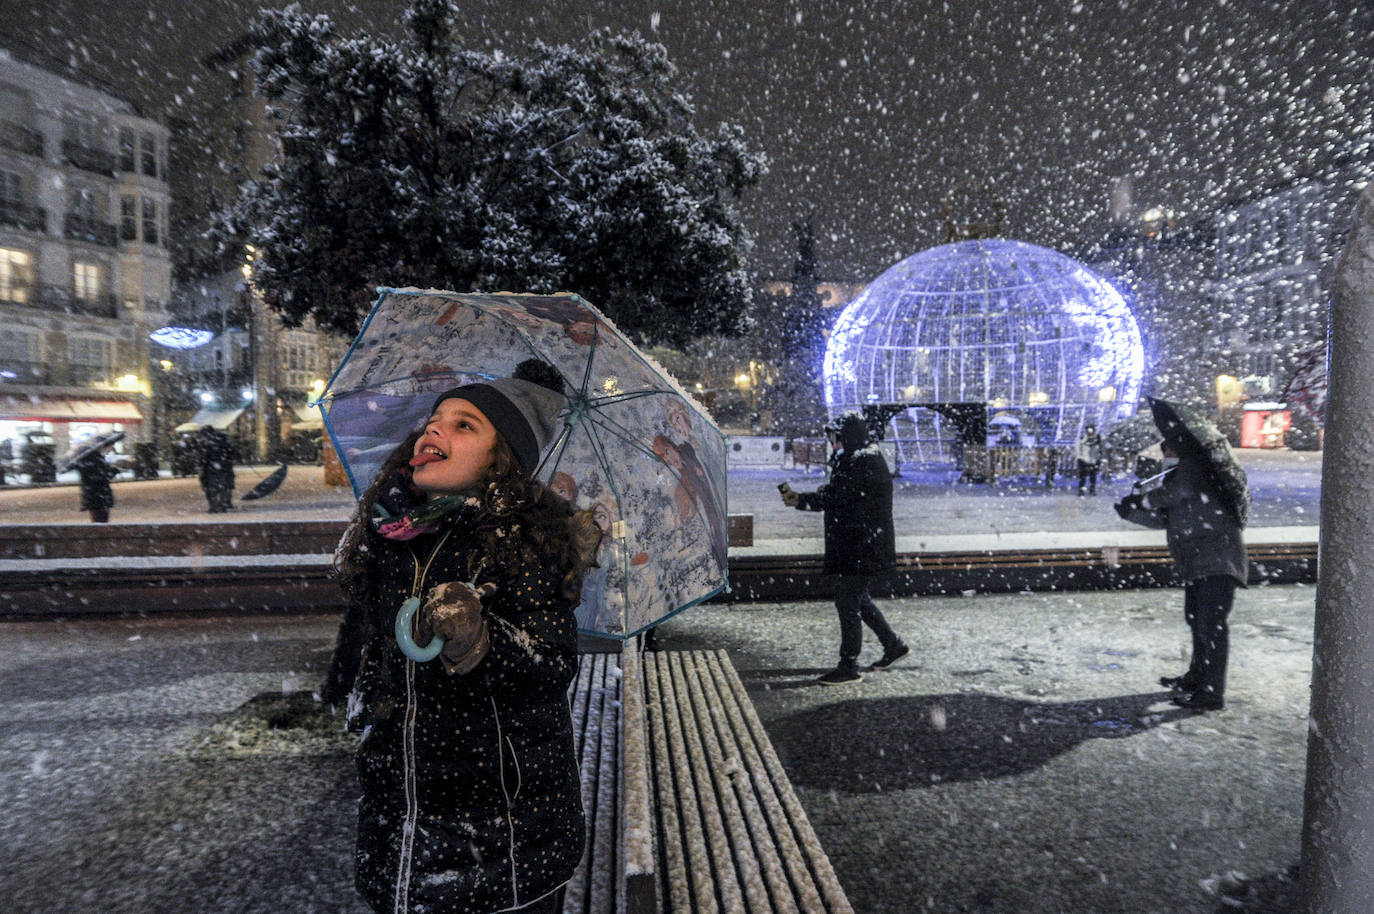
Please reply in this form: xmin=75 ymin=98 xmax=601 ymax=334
xmin=395 ymin=596 xmax=444 ymax=662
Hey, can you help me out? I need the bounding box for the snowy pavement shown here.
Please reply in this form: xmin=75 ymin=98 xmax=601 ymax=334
xmin=0 ymin=583 xmax=1314 ymax=914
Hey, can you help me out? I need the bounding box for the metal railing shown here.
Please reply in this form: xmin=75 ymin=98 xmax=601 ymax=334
xmin=0 ymin=359 xmax=52 ymax=384
xmin=0 ymin=121 xmax=44 ymax=158
xmin=61 ymin=139 xmax=116 ymax=176
xmin=0 ymin=199 xmax=46 ymax=233
xmin=63 ymin=213 xmax=118 ymax=248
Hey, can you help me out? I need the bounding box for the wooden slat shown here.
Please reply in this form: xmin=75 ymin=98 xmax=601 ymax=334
xmin=694 ymin=650 xmax=821 ymax=913
xmin=644 ymin=650 xmax=855 ymax=913
xmin=680 ymin=650 xmax=794 ymax=912
xmin=644 ymin=653 xmax=693 ymax=913
xmin=565 ymin=654 xmax=619 ymax=914
xmin=704 ymin=650 xmax=854 ymax=914
xmin=619 ymin=644 xmax=657 ymax=914
xmin=589 ymin=656 xmax=620 ymax=914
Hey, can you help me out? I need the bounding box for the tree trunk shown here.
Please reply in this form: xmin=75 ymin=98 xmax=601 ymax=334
xmin=1301 ymin=183 xmax=1374 ymax=909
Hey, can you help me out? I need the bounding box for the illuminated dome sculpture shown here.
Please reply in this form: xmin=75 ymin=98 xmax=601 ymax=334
xmin=824 ymin=239 xmax=1144 ymax=464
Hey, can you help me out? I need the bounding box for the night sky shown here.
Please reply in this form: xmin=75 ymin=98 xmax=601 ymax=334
xmin=6 ymin=0 xmax=1373 ymax=281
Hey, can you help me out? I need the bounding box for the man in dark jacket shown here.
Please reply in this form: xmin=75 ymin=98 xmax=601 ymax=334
xmin=1114 ymin=437 xmax=1247 ymax=711
xmin=196 ymin=425 xmax=236 ymax=513
xmin=782 ymin=412 xmax=910 ymax=684
xmin=75 ymin=445 xmax=118 ymax=523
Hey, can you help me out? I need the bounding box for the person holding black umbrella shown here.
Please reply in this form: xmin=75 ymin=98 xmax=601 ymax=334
xmin=74 ymin=441 xmax=119 ymax=523
xmin=1114 ymin=398 xmax=1248 ymax=712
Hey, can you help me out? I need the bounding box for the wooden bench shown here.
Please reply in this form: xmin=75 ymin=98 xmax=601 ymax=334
xmin=565 ymin=648 xmax=853 ymax=914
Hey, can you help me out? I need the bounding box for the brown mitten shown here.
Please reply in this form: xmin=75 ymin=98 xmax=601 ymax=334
xmin=421 ymin=581 xmax=497 ymax=674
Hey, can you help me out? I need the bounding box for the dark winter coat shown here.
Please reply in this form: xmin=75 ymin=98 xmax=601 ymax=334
xmin=795 ymin=415 xmax=897 ymax=576
xmin=349 ymin=514 xmax=584 ymax=914
xmin=75 ymin=452 xmax=116 ymax=511
xmin=197 ymin=429 xmax=235 ymax=490
xmin=1119 ymin=456 xmax=1248 ymax=585
xmin=197 ymin=428 xmax=234 ymax=481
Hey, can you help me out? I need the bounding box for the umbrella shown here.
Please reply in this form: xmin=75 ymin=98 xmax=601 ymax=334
xmin=1148 ymin=396 xmax=1250 ymax=527
xmin=318 ymin=288 xmax=728 ymax=639
xmin=241 ymin=463 xmax=289 ymax=501
xmin=1103 ymin=413 xmax=1161 ymax=455
xmin=58 ymin=431 xmax=124 ymax=473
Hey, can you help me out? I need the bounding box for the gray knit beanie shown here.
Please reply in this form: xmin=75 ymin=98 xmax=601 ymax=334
xmin=430 ymin=362 xmax=566 ymax=475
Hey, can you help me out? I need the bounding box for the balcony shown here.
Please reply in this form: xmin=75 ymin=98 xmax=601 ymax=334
xmin=66 ymin=363 xmax=115 ymax=386
xmin=4 ymin=283 xmax=120 ymax=318
xmin=0 ymin=360 xmax=53 ymax=385
xmin=61 ymin=139 xmax=116 ymax=176
xmin=64 ymin=213 xmax=118 ymax=248
xmin=0 ymin=200 xmax=47 ymax=234
xmin=0 ymin=121 xmax=44 ymax=158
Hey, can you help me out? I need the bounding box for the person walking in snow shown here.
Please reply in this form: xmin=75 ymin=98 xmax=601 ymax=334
xmin=75 ymin=443 xmax=118 ymax=523
xmin=780 ymin=411 xmax=910 ymax=685
xmin=1074 ymin=424 xmax=1103 ymax=495
xmin=1114 ymin=398 xmax=1248 ymax=712
xmin=332 ymin=359 xmax=600 ymax=913
xmin=196 ymin=425 xmax=236 ymax=513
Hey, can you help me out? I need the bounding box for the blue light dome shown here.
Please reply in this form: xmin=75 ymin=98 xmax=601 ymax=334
xmin=824 ymin=239 xmax=1144 ymax=463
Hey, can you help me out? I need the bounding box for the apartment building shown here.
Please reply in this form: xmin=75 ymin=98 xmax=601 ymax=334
xmin=0 ymin=45 xmax=171 ymax=462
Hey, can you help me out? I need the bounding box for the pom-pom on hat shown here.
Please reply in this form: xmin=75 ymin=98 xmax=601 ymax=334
xmin=431 ymin=359 xmax=567 ymax=475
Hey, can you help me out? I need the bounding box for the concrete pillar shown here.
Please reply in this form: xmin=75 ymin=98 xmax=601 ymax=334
xmin=1301 ymin=183 xmax=1374 ymax=909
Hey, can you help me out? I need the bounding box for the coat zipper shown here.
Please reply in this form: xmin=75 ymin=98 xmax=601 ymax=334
xmin=392 ymin=528 xmax=456 ymax=913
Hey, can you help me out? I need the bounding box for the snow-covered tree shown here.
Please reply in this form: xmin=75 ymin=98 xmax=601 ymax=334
xmin=761 ymin=216 xmax=830 ymax=435
xmin=222 ymin=0 xmax=765 ymax=346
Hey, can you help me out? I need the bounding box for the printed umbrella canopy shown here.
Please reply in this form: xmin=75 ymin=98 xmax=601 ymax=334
xmin=316 ymin=288 xmax=728 ymax=638
xmin=58 ymin=430 xmax=124 ymax=473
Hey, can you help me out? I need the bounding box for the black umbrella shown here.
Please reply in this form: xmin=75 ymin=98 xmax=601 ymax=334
xmin=58 ymin=431 xmax=125 ymax=473
xmin=1148 ymin=397 xmax=1249 ymax=527
xmin=241 ymin=463 xmax=289 ymax=501
xmin=1103 ymin=413 xmax=1161 ymax=455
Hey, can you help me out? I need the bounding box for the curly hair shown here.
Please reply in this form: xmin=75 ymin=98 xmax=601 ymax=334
xmin=335 ymin=429 xmax=598 ymax=606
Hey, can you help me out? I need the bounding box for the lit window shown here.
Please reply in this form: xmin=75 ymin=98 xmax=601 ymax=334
xmin=73 ymin=262 xmax=102 ymax=301
xmin=0 ymin=248 xmax=34 ymax=303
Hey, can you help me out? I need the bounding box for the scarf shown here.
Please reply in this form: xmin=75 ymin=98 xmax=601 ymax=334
xmin=375 ymin=492 xmax=481 ymax=541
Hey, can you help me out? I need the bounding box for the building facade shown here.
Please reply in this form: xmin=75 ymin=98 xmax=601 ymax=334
xmin=0 ymin=45 xmax=171 ymax=466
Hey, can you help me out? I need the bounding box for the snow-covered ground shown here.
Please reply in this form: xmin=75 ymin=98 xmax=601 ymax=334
xmin=0 ymin=448 xmax=1321 ymax=550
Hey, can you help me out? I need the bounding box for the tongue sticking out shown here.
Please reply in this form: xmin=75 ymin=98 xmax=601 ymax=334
xmin=409 ymin=452 xmax=443 ymax=468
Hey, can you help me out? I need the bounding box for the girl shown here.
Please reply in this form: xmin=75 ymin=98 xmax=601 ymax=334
xmin=334 ymin=361 xmax=599 ymax=913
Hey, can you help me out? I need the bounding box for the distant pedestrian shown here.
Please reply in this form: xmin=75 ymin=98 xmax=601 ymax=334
xmin=197 ymin=425 xmax=236 ymax=513
xmin=781 ymin=411 xmax=910 ymax=685
xmin=1074 ymin=424 xmax=1103 ymax=495
xmin=1114 ymin=398 xmax=1248 ymax=712
xmin=75 ymin=444 xmax=118 ymax=523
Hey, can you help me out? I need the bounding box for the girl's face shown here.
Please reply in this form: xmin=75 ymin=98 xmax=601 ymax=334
xmin=409 ymin=398 xmax=499 ymax=497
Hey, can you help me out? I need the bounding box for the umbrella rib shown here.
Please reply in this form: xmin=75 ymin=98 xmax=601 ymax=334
xmin=581 ymin=388 xmax=681 ymax=409
xmin=575 ymin=409 xmax=687 ymax=484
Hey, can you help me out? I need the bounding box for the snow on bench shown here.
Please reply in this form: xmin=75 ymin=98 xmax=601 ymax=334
xmin=566 ymin=648 xmax=852 ymax=914
xmin=641 ymin=649 xmax=854 ymax=913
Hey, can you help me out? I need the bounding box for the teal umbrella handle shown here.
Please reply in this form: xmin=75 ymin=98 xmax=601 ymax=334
xmin=395 ymin=596 xmax=444 ymax=662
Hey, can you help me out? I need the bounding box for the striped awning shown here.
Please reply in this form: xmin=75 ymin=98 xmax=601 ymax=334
xmin=0 ymin=394 xmax=143 ymax=423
